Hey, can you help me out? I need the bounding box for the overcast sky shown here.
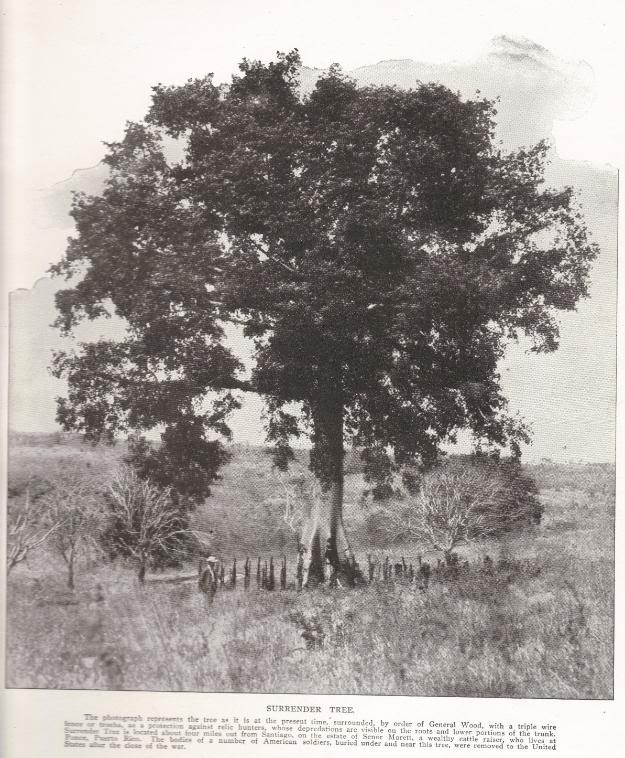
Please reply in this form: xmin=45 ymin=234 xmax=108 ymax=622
xmin=3 ymin=1 xmax=620 ymax=462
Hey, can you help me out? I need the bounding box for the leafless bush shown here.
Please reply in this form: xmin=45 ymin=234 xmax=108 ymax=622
xmin=103 ymin=467 xmax=195 ymax=583
xmin=384 ymin=459 xmax=539 ymax=561
xmin=7 ymin=490 xmax=61 ymax=573
xmin=41 ymin=471 xmax=105 ymax=588
xmin=265 ymin=471 xmax=322 ymax=549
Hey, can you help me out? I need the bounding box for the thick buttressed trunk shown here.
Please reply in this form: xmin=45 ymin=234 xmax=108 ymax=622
xmin=301 ymin=399 xmax=359 ymax=587
xmin=301 ymin=479 xmax=352 ymax=586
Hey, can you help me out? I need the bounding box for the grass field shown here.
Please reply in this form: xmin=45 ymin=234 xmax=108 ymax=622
xmin=5 ymin=436 xmax=615 ymax=698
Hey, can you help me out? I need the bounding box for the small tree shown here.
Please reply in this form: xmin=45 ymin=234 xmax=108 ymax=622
xmin=102 ymin=467 xmax=192 ymax=583
xmin=42 ymin=473 xmax=103 ymax=589
xmin=265 ymin=472 xmax=307 ymax=546
xmin=384 ymin=458 xmax=540 ymax=562
xmin=7 ymin=490 xmax=61 ymax=573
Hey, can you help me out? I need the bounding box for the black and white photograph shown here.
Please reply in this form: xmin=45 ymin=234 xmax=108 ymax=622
xmin=1 ymin=1 xmax=622 ymax=753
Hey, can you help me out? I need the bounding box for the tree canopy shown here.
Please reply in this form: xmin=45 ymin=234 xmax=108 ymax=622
xmin=51 ymin=51 xmax=597 ymax=568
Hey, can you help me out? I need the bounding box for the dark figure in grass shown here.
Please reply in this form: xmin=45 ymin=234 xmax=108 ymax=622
xmin=198 ymin=555 xmax=221 ymax=603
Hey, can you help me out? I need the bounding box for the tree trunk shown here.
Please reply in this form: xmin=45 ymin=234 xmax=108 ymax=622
xmin=301 ymin=399 xmax=357 ymax=586
xmin=138 ymin=551 xmax=147 ymax=584
xmin=444 ymin=548 xmax=457 ymax=566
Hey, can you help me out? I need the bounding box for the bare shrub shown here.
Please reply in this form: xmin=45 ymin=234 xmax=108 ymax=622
xmin=42 ymin=471 xmax=105 ymax=589
xmin=264 ymin=470 xmax=323 ymax=551
xmin=384 ymin=459 xmax=541 ymax=562
xmin=102 ymin=467 xmax=194 ymax=583
xmin=7 ymin=490 xmax=62 ymax=573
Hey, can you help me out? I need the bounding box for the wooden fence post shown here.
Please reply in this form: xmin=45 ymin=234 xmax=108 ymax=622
xmin=244 ymin=558 xmax=250 ymax=589
xmin=419 ymin=561 xmax=431 ymax=590
xmin=257 ymin=557 xmax=261 ymax=587
xmin=296 ymin=551 xmax=304 ymax=591
xmin=268 ymin=557 xmax=275 ymax=591
xmin=280 ymin=556 xmax=287 ymax=590
xmin=231 ymin=558 xmax=237 ymax=588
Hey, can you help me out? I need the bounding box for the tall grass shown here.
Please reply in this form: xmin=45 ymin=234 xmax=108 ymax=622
xmin=6 ymin=551 xmax=612 ymax=697
xmin=6 ymin=438 xmax=614 ymax=698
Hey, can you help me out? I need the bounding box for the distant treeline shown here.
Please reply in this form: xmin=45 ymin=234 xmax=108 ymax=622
xmin=9 ymin=431 xmax=93 ymax=448
xmin=9 ymin=431 xmax=614 ymax=498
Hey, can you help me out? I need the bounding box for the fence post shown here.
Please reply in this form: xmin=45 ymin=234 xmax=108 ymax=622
xmin=257 ymin=557 xmax=261 ymax=588
xmin=296 ymin=551 xmax=304 ymax=591
xmin=367 ymin=554 xmax=375 ymax=583
xmin=420 ymin=562 xmax=431 ymax=590
xmin=262 ymin=560 xmax=268 ymax=590
xmin=219 ymin=561 xmax=225 ymax=586
xmin=244 ymin=558 xmax=250 ymax=589
xmin=268 ymin=557 xmax=275 ymax=591
xmin=280 ymin=556 xmax=287 ymax=590
xmin=231 ymin=558 xmax=237 ymax=588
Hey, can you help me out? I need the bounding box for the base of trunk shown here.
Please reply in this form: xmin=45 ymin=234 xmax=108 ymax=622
xmin=301 ymin=502 xmax=362 ymax=587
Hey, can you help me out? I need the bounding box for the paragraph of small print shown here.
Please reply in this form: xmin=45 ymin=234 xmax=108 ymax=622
xmin=65 ymin=715 xmax=557 ymax=751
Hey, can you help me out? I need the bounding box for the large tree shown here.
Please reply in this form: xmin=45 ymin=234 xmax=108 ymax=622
xmin=51 ymin=51 xmax=597 ymax=583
